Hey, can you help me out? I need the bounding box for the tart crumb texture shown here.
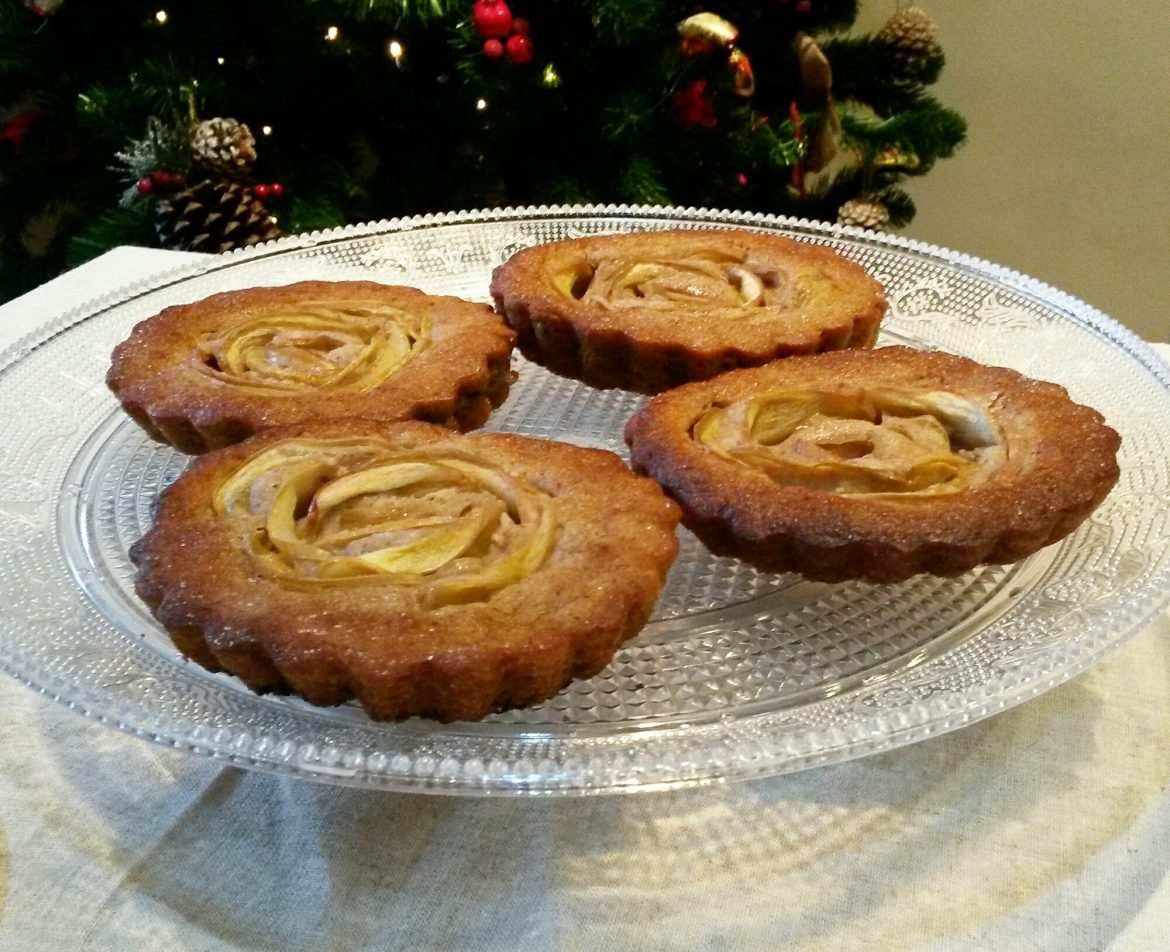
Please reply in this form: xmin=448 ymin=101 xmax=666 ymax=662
xmin=107 ymin=280 xmax=517 ymax=453
xmin=491 ymin=228 xmax=887 ymax=393
xmin=131 ymin=420 xmax=681 ymax=722
xmin=624 ymin=346 xmax=1120 ymax=583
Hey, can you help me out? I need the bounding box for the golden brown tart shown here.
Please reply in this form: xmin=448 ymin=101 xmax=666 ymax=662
xmin=490 ymin=228 xmax=887 ymax=393
xmin=108 ymin=281 xmax=516 ymax=453
xmin=624 ymin=346 xmax=1121 ymax=583
xmin=130 ymin=420 xmax=681 ymax=722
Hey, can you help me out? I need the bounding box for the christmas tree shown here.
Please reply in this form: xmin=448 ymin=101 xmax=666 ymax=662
xmin=0 ymin=0 xmax=965 ymax=302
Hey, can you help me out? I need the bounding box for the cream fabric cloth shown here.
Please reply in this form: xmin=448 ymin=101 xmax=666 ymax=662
xmin=1 ymin=249 xmax=1168 ymax=951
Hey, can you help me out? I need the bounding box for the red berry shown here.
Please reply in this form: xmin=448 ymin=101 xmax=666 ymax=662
xmin=270 ymin=182 xmax=284 ymax=197
xmin=150 ymin=170 xmax=170 ymax=187
xmin=136 ymin=177 xmax=154 ymax=194
xmin=254 ymin=183 xmax=273 ymax=200
xmin=472 ymin=0 xmax=512 ymax=40
xmin=511 ymin=17 xmax=529 ymax=35
xmin=482 ymin=38 xmax=504 ymax=60
xmin=796 ymin=0 xmax=812 ymax=11
xmin=505 ymin=32 xmax=533 ymax=64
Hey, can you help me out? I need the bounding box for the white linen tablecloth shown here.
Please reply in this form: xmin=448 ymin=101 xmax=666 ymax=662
xmin=1 ymin=249 xmax=1168 ymax=951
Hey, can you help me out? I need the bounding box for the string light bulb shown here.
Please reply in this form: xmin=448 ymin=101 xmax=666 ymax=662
xmin=324 ymin=25 xmax=340 ymax=42
xmin=475 ymin=98 xmax=488 ymax=111
xmin=387 ymin=39 xmax=404 ymax=65
xmin=154 ymin=9 xmax=168 ymax=24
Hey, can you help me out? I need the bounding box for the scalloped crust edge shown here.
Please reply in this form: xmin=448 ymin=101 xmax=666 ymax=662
xmin=495 ymin=293 xmax=882 ymax=394
xmin=116 ymin=352 xmax=517 ymax=454
xmin=134 ymin=546 xmax=666 ymax=723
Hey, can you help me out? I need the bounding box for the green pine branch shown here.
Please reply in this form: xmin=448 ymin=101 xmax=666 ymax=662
xmin=839 ymin=98 xmax=967 ymax=167
xmin=618 ymin=154 xmax=672 ymax=206
xmin=584 ymin=0 xmax=668 ymax=47
xmin=824 ymin=36 xmax=947 ymax=117
xmin=0 ymin=0 xmax=969 ymax=302
xmin=327 ymin=0 xmax=467 ymax=25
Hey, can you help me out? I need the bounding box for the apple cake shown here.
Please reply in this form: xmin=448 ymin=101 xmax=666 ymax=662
xmin=624 ymin=346 xmax=1121 ymax=583
xmin=490 ymin=228 xmax=887 ymax=393
xmin=108 ymin=280 xmax=517 ymax=453
xmin=130 ymin=419 xmax=681 ymax=721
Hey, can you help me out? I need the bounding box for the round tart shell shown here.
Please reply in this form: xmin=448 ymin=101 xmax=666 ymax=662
xmin=108 ymin=281 xmax=517 ymax=453
xmin=490 ymin=228 xmax=887 ymax=393
xmin=130 ymin=420 xmax=681 ymax=722
xmin=624 ymin=347 xmax=1121 ymax=583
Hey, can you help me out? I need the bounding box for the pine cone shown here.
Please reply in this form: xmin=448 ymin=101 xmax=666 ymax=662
xmin=155 ymin=179 xmax=281 ymax=253
xmin=875 ymin=5 xmax=938 ymax=74
xmin=837 ymin=198 xmax=891 ymax=231
xmin=190 ymin=117 xmax=258 ymax=177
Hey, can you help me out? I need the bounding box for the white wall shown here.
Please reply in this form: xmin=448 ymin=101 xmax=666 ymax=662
xmin=855 ymin=1 xmax=1170 ymax=342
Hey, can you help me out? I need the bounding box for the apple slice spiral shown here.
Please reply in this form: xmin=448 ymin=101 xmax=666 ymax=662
xmin=216 ymin=436 xmax=555 ymax=607
xmin=197 ymin=303 xmax=427 ymax=394
xmin=691 ymin=387 xmax=1006 ymax=496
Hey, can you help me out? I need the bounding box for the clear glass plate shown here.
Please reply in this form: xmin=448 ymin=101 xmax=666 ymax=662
xmin=2 ymin=205 xmax=1168 ymax=796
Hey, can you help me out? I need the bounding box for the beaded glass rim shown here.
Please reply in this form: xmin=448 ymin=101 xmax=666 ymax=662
xmin=1 ymin=204 xmax=1168 ymax=796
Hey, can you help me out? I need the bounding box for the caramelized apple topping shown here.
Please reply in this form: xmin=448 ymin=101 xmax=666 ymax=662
xmin=557 ymin=250 xmax=837 ymax=314
xmin=195 ymin=303 xmax=429 ymax=394
xmin=215 ymin=437 xmax=556 ymax=605
xmin=692 ymin=388 xmax=1006 ymax=495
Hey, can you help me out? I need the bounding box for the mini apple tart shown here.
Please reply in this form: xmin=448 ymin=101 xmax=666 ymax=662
xmin=130 ymin=420 xmax=681 ymax=722
xmin=108 ymin=281 xmax=517 ymax=453
xmin=624 ymin=346 xmax=1121 ymax=583
xmin=490 ymin=228 xmax=887 ymax=393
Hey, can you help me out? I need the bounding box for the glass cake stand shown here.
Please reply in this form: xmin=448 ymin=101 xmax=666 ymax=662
xmin=1 ymin=205 xmax=1168 ymax=796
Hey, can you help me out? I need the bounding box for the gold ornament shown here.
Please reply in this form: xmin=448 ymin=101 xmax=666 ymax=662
xmin=678 ymin=13 xmax=739 ymax=54
xmin=729 ymin=48 xmax=755 ymax=97
xmin=875 ymin=145 xmax=922 ymax=172
xmin=25 ymin=0 xmax=65 ymax=14
xmin=676 ymin=13 xmax=755 ymax=99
